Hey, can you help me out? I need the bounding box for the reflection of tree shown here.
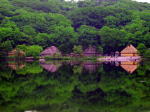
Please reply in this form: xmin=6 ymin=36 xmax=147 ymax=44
xmin=0 ymin=61 xmax=149 ymax=112
xmin=73 ymin=65 xmax=83 ymax=74
xmin=82 ymin=61 xmax=102 ymax=73
xmin=16 ymin=62 xmax=43 ymax=75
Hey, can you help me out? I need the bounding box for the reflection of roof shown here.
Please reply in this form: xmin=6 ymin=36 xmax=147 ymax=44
xmin=40 ymin=46 xmax=61 ymax=56
xmin=8 ymin=63 xmax=25 ymax=70
xmin=82 ymin=62 xmax=101 ymax=73
xmin=40 ymin=63 xmax=62 ymax=72
xmin=120 ymin=61 xmax=139 ymax=73
xmin=121 ymin=45 xmax=138 ymax=54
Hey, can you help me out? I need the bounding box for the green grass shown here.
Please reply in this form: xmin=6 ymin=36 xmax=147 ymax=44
xmin=44 ymin=56 xmax=103 ymax=62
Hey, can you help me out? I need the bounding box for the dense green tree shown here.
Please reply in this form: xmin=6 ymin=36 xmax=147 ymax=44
xmin=17 ymin=45 xmax=43 ymax=57
xmin=0 ymin=21 xmax=25 ymax=50
xmin=100 ymin=26 xmax=127 ymax=53
xmin=104 ymin=16 xmax=119 ymax=27
xmin=68 ymin=6 xmax=133 ymax=29
xmin=77 ymin=25 xmax=100 ymax=48
xmin=0 ymin=40 xmax=12 ymax=51
xmin=0 ymin=0 xmax=150 ymax=55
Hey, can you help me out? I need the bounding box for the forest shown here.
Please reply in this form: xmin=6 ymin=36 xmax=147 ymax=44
xmin=0 ymin=0 xmax=150 ymax=57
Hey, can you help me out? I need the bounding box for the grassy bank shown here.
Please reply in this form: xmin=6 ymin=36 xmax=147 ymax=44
xmin=44 ymin=56 xmax=102 ymax=62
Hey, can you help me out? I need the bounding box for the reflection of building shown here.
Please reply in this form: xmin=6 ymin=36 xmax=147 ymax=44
xmin=120 ymin=44 xmax=139 ymax=56
xmin=8 ymin=62 xmax=25 ymax=70
xmin=120 ymin=61 xmax=139 ymax=73
xmin=40 ymin=63 xmax=62 ymax=72
xmin=82 ymin=62 xmax=102 ymax=73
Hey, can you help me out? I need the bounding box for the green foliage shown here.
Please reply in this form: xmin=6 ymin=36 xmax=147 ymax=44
xmin=0 ymin=0 xmax=149 ymax=55
xmin=100 ymin=26 xmax=127 ymax=53
xmin=73 ymin=45 xmax=83 ymax=54
xmin=26 ymin=45 xmax=43 ymax=57
xmin=137 ymin=43 xmax=147 ymax=55
xmin=22 ymin=25 xmax=36 ymax=36
xmin=144 ymin=49 xmax=150 ymax=58
xmin=16 ymin=62 xmax=43 ymax=74
xmin=17 ymin=45 xmax=43 ymax=57
xmin=77 ymin=25 xmax=100 ymax=47
xmin=0 ymin=40 xmax=12 ymax=51
xmin=104 ymin=16 xmax=119 ymax=27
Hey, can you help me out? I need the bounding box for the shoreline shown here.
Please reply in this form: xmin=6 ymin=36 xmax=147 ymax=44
xmin=97 ymin=56 xmax=141 ymax=62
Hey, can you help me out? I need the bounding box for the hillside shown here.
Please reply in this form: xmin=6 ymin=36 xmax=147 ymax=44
xmin=0 ymin=0 xmax=150 ymax=55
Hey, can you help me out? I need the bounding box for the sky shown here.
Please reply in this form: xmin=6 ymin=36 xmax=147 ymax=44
xmin=65 ymin=0 xmax=150 ymax=3
xmin=133 ymin=0 xmax=150 ymax=3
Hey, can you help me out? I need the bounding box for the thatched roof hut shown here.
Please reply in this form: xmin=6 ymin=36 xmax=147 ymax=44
xmin=83 ymin=46 xmax=100 ymax=57
xmin=40 ymin=46 xmax=61 ymax=57
xmin=8 ymin=49 xmax=25 ymax=57
xmin=120 ymin=44 xmax=139 ymax=56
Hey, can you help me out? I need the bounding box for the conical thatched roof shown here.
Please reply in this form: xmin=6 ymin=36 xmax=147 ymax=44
xmin=83 ymin=46 xmax=100 ymax=56
xmin=84 ymin=46 xmax=96 ymax=54
xmin=121 ymin=45 xmax=138 ymax=54
xmin=40 ymin=46 xmax=61 ymax=56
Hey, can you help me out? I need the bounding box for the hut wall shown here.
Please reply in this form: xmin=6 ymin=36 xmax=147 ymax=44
xmin=121 ymin=53 xmax=134 ymax=56
xmin=121 ymin=53 xmax=138 ymax=57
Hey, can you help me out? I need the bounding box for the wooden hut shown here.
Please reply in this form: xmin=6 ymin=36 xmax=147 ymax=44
xmin=83 ymin=46 xmax=100 ymax=57
xmin=120 ymin=44 xmax=139 ymax=57
xmin=8 ymin=49 xmax=25 ymax=57
xmin=40 ymin=46 xmax=61 ymax=57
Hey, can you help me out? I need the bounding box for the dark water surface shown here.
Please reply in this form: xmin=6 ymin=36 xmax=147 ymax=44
xmin=0 ymin=60 xmax=149 ymax=112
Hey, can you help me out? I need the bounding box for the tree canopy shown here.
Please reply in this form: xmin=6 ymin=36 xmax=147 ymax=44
xmin=0 ymin=0 xmax=149 ymax=55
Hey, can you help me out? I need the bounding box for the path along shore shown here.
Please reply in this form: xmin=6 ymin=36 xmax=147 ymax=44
xmin=98 ymin=56 xmax=141 ymax=62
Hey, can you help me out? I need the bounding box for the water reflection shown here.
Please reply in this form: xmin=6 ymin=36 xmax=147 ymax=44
xmin=4 ymin=60 xmax=140 ymax=74
xmin=120 ymin=61 xmax=139 ymax=73
xmin=0 ymin=59 xmax=149 ymax=112
xmin=8 ymin=61 xmax=25 ymax=70
xmin=39 ymin=61 xmax=140 ymax=73
xmin=40 ymin=62 xmax=62 ymax=72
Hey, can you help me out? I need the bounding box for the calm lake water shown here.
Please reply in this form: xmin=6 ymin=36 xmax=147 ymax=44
xmin=0 ymin=60 xmax=149 ymax=112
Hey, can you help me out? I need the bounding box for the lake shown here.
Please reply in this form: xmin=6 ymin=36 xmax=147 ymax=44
xmin=0 ymin=59 xmax=149 ymax=112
